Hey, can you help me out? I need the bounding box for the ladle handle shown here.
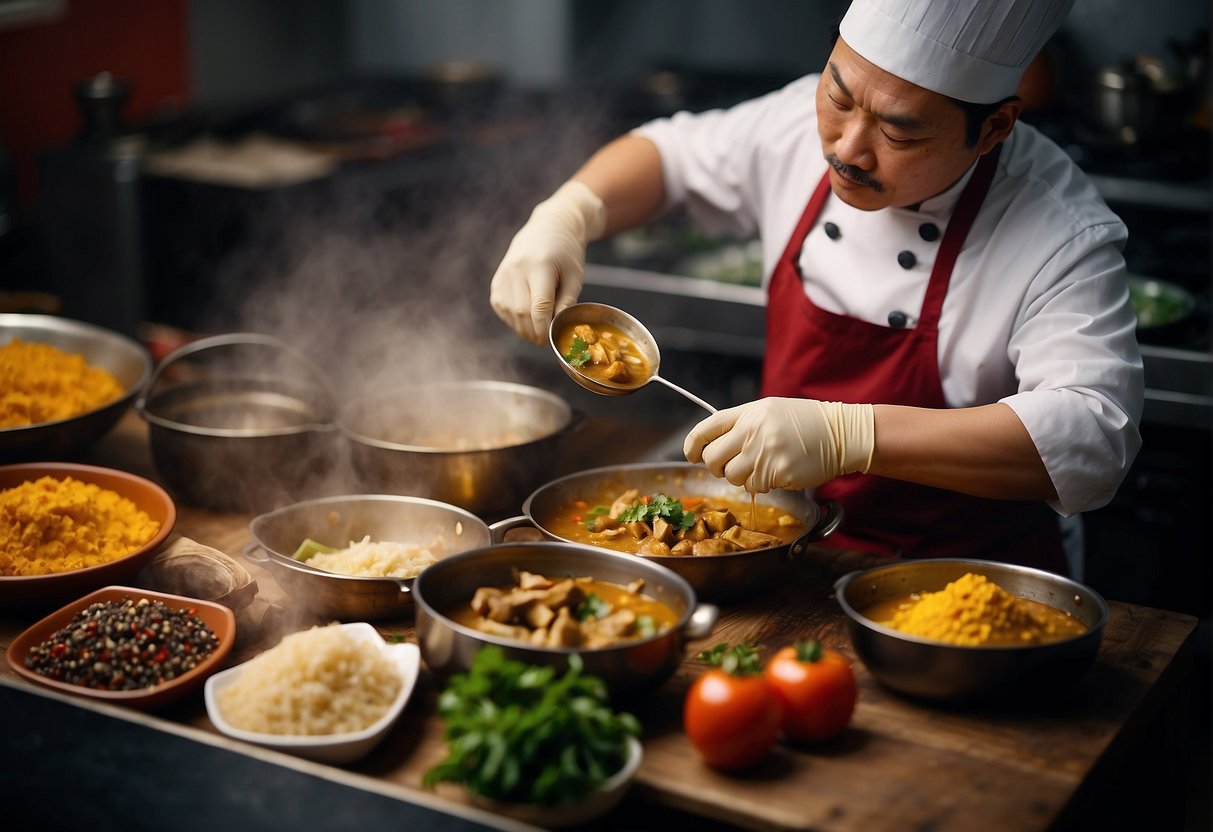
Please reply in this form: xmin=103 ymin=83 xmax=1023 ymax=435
xmin=650 ymin=374 xmax=718 ymax=414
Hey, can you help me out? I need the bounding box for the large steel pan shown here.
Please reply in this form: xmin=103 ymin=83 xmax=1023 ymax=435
xmin=496 ymin=462 xmax=842 ymax=602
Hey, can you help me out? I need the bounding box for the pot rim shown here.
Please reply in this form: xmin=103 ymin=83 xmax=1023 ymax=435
xmin=413 ymin=540 xmax=702 ymax=655
xmin=338 ymin=379 xmax=573 ymax=453
xmin=833 ymin=557 xmax=1110 ymax=652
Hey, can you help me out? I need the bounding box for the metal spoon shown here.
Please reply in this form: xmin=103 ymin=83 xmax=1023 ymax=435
xmin=549 ymin=302 xmax=718 ymax=414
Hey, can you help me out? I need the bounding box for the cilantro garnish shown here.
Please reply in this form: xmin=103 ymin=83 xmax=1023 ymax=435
xmin=563 ymin=336 xmax=591 ymax=368
xmin=635 ymin=615 xmax=658 ymax=639
xmin=617 ymin=493 xmax=696 ymax=533
xmin=581 ymin=505 xmax=610 ymax=529
xmin=576 ymin=593 xmax=612 ymax=621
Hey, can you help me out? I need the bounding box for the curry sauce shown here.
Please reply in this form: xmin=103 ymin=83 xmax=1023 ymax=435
xmin=540 ymin=488 xmax=804 ymax=556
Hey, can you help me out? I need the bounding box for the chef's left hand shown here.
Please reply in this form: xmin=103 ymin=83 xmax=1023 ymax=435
xmin=684 ymin=398 xmax=875 ymax=493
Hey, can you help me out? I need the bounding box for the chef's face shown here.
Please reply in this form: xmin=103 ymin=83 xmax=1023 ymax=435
xmin=816 ymin=37 xmax=1013 ymax=210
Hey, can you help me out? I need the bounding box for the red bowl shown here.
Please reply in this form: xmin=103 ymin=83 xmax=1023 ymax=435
xmin=6 ymin=585 xmax=236 ymax=710
xmin=0 ymin=463 xmax=176 ymax=606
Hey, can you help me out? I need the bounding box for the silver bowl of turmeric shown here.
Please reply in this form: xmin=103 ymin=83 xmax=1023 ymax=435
xmin=0 ymin=463 xmax=176 ymax=606
xmin=834 ymin=558 xmax=1108 ymax=705
xmin=0 ymin=314 xmax=153 ymax=462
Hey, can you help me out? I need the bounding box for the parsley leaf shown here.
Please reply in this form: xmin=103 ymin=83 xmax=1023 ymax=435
xmin=617 ymin=493 xmax=696 ymax=532
xmin=581 ymin=505 xmax=610 ymax=529
xmin=635 ymin=615 xmax=658 ymax=639
xmin=562 ymin=336 xmax=591 ymax=368
xmin=423 ymin=647 xmax=641 ymax=806
xmin=576 ymin=593 xmax=612 ymax=621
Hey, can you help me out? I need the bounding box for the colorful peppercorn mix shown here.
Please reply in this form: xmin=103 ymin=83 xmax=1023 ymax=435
xmin=24 ymin=597 xmax=218 ymax=690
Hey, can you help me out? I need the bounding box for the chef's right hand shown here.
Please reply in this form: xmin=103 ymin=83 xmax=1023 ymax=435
xmin=490 ymin=180 xmax=608 ymax=344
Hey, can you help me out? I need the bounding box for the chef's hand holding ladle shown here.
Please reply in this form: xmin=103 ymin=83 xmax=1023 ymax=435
xmin=549 ymin=302 xmax=718 ymax=414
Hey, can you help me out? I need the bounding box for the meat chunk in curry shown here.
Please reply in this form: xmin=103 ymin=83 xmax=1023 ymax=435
xmin=453 ymin=570 xmax=677 ymax=648
xmin=586 ymin=491 xmax=788 ymax=556
xmin=557 ymin=322 xmax=650 ymax=387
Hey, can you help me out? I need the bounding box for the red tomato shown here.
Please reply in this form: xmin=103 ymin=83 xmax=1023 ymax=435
xmin=684 ymin=668 xmax=783 ymax=771
xmin=764 ymin=641 xmax=857 ymax=743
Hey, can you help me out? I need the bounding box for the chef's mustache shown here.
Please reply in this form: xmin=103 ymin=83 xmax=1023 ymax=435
xmin=826 ymin=155 xmax=884 ymax=193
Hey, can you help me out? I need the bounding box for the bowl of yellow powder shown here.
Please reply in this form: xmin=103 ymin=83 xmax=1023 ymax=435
xmin=0 ymin=314 xmax=152 ymax=461
xmin=834 ymin=558 xmax=1108 ymax=704
xmin=0 ymin=463 xmax=176 ymax=605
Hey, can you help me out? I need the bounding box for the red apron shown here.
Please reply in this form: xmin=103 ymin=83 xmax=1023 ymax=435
xmin=761 ymin=148 xmax=1065 ymax=573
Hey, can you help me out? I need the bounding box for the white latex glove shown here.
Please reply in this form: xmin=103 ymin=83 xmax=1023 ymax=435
xmin=684 ymin=398 xmax=876 ymax=493
xmin=489 ymin=180 xmax=608 ymax=344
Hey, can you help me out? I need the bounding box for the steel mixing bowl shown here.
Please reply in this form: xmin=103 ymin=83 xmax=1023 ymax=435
xmin=834 ymin=558 xmax=1108 ymax=705
xmin=0 ymin=314 xmax=152 ymax=461
xmin=413 ymin=541 xmax=719 ymax=699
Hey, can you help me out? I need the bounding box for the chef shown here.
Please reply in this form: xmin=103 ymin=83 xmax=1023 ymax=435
xmin=489 ymin=0 xmax=1143 ymax=574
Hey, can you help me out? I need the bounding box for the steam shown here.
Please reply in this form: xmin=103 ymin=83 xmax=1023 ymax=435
xmin=170 ymin=93 xmax=619 ymax=504
xmin=199 ymin=93 xmax=615 ymax=396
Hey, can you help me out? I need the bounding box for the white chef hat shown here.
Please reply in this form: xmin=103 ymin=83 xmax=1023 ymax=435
xmin=839 ymin=0 xmax=1075 ymax=103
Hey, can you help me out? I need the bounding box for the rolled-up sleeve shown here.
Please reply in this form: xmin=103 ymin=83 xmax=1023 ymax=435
xmin=1001 ymin=227 xmax=1144 ymax=516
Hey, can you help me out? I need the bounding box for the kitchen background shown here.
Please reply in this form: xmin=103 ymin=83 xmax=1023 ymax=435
xmin=0 ymin=2 xmax=1209 ymax=821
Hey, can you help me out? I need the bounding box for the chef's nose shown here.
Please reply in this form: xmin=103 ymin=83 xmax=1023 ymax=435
xmin=833 ymin=120 xmax=876 ymax=170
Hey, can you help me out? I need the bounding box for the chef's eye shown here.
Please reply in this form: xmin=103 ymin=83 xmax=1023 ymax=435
xmin=828 ymin=93 xmax=850 ymax=110
xmin=882 ymin=131 xmax=914 ymax=145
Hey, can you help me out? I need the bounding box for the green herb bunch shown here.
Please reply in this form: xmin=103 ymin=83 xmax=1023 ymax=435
xmin=423 ymin=646 xmax=641 ymax=806
xmin=617 ymin=493 xmax=697 ymax=532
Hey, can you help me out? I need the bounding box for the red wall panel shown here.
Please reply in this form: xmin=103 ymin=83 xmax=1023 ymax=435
xmin=0 ymin=0 xmax=190 ymax=207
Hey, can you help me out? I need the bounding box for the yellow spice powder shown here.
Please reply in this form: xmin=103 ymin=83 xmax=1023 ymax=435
xmin=0 ymin=476 xmax=161 ymax=577
xmin=0 ymin=338 xmax=124 ymax=428
xmin=885 ymin=573 xmax=1060 ymax=647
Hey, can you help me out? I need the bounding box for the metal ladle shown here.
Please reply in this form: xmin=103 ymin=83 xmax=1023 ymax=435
xmin=549 ymin=302 xmax=718 ymax=414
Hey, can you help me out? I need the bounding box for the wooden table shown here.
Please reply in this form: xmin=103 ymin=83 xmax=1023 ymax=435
xmin=0 ymin=413 xmax=1200 ymax=831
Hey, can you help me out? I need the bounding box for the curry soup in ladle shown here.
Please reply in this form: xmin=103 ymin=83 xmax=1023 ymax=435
xmin=555 ymin=321 xmax=652 ymax=388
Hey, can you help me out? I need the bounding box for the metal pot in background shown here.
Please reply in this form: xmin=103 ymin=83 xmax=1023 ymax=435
xmin=1090 ymin=54 xmax=1194 ymax=146
xmin=136 ymin=333 xmax=339 ymax=512
xmin=339 ymin=380 xmax=581 ymax=518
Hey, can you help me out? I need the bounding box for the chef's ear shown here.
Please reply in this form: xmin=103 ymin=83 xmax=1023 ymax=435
xmin=975 ymin=98 xmax=1023 ymax=155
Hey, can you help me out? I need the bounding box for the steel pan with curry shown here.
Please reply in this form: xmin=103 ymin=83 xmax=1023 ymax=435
xmin=495 ymin=462 xmax=842 ymax=602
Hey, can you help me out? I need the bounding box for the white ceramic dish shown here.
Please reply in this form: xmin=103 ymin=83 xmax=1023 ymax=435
xmin=203 ymin=622 xmax=419 ymax=764
xmin=468 ymin=736 xmax=643 ymax=828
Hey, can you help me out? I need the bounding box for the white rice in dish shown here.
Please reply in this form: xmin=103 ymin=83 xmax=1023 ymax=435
xmin=216 ymin=623 xmax=402 ymax=736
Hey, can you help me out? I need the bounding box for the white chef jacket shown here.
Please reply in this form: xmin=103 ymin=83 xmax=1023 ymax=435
xmin=632 ymin=73 xmax=1144 ymax=517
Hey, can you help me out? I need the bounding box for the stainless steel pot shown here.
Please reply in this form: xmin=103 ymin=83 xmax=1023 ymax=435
xmin=339 ymin=380 xmax=579 ymax=517
xmin=413 ymin=541 xmax=719 ymax=699
xmin=136 ymin=333 xmax=338 ymax=512
xmin=496 ymin=462 xmax=842 ymax=603
xmin=1090 ymin=56 xmax=1192 ymax=146
xmin=245 ymin=494 xmax=495 ymax=620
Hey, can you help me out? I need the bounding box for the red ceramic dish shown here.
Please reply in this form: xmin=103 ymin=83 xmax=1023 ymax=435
xmin=0 ymin=463 xmax=176 ymax=605
xmin=6 ymin=585 xmax=236 ymax=710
